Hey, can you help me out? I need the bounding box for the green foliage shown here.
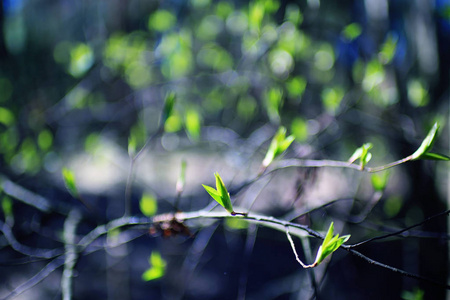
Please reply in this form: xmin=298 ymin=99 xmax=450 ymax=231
xmin=401 ymin=288 xmax=424 ymax=300
xmin=1 ymin=196 xmax=13 ymax=219
xmin=371 ymin=171 xmax=390 ymax=191
xmin=185 ymin=108 xmax=202 ymax=141
xmin=265 ymin=88 xmax=283 ymax=122
xmin=407 ymin=79 xmax=429 ymax=107
xmin=69 ymin=43 xmax=94 ymax=78
xmin=411 ymin=122 xmax=449 ymax=161
xmin=262 ymin=127 xmax=295 ymax=168
xmin=139 ymin=193 xmax=158 ymax=217
xmin=161 ymin=92 xmax=176 ymax=129
xmin=225 ymin=217 xmax=248 ymax=230
xmin=379 ymin=34 xmax=398 ymax=64
xmin=348 ymin=143 xmax=373 ymax=170
xmin=62 ymin=168 xmax=79 ymax=198
xmin=384 ymin=195 xmax=403 ymax=218
xmin=202 ymin=172 xmax=234 ymax=214
xmin=290 ymin=117 xmax=308 ymax=142
xmin=142 ymin=251 xmax=167 ymax=281
xmin=321 ymin=86 xmax=344 ymax=115
xmin=342 ymin=23 xmax=362 ymax=41
xmin=0 ymin=107 xmax=15 ymax=126
xmin=313 ymin=222 xmax=350 ymax=267
xmin=148 ymin=10 xmax=176 ymax=32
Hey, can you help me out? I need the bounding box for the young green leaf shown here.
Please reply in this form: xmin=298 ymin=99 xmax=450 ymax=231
xmin=139 ymin=193 xmax=157 ymax=217
xmin=348 ymin=143 xmax=373 ymax=169
xmin=411 ymin=122 xmax=438 ymax=160
xmin=62 ymin=168 xmax=79 ymax=198
xmin=371 ymin=171 xmax=390 ymax=192
xmin=142 ymin=251 xmax=167 ymax=281
xmin=409 ymin=122 xmax=449 ymax=161
xmin=262 ymin=127 xmax=295 ymax=168
xmin=160 ymin=92 xmax=176 ymax=128
xmin=313 ymin=222 xmax=350 ymax=266
xmin=202 ymin=172 xmax=234 ymax=214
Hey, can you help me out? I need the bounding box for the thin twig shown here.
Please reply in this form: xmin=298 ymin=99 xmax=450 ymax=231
xmin=3 ymin=257 xmax=66 ymax=300
xmin=285 ymin=225 xmax=313 ymax=268
xmin=62 ymin=209 xmax=82 ymax=300
xmin=348 ymin=209 xmax=450 ymax=248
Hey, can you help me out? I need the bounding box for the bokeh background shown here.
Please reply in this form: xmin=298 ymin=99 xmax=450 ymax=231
xmin=0 ymin=0 xmax=449 ymax=299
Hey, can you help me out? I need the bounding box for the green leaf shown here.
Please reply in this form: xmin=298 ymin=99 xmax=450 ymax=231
xmin=139 ymin=193 xmax=158 ymax=217
xmin=185 ymin=108 xmax=202 ymax=141
xmin=262 ymin=127 xmax=295 ymax=168
xmin=411 ymin=122 xmax=439 ymax=160
xmin=1 ymin=196 xmax=13 ymax=218
xmin=160 ymin=92 xmax=176 ymax=128
xmin=418 ymin=152 xmax=450 ymax=161
xmin=62 ymin=168 xmax=79 ymax=198
xmin=202 ymin=172 xmax=234 ymax=214
xmin=313 ymin=222 xmax=350 ymax=266
xmin=342 ymin=23 xmax=362 ymax=41
xmin=348 ymin=143 xmax=373 ymax=169
xmin=371 ymin=171 xmax=390 ymax=191
xmin=142 ymin=251 xmax=166 ymax=281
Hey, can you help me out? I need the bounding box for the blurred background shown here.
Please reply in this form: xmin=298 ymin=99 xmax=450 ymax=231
xmin=0 ymin=0 xmax=449 ymax=299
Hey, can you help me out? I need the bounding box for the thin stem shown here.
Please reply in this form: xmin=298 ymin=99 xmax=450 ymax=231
xmin=285 ymin=226 xmax=313 ymax=268
xmin=269 ymin=156 xmax=415 ymax=174
xmin=77 ymin=210 xmax=450 ymax=290
xmin=348 ymin=209 xmax=450 ymax=248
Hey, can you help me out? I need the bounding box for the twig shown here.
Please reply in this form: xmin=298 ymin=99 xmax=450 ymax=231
xmin=269 ymin=157 xmax=415 ymax=174
xmin=285 ymin=225 xmax=313 ymax=268
xmin=76 ymin=210 xmax=450 ymax=290
xmin=348 ymin=209 xmax=450 ymax=248
xmin=62 ymin=209 xmax=82 ymax=300
xmin=0 ymin=220 xmax=64 ymax=259
xmin=3 ymin=257 xmax=65 ymax=300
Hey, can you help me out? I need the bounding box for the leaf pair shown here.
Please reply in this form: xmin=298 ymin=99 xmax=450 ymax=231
xmin=313 ymin=222 xmax=350 ymax=267
xmin=348 ymin=142 xmax=373 ymax=170
xmin=410 ymin=122 xmax=449 ymax=161
xmin=262 ymin=127 xmax=295 ymax=168
xmin=142 ymin=251 xmax=166 ymax=281
xmin=202 ymin=172 xmax=235 ymax=215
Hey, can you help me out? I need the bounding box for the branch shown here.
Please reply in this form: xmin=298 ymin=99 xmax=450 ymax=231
xmin=76 ymin=210 xmax=450 ymax=290
xmin=62 ymin=209 xmax=82 ymax=300
xmin=269 ymin=157 xmax=415 ymax=174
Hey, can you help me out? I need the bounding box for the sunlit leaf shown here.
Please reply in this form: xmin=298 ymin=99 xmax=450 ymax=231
xmin=62 ymin=168 xmax=79 ymax=198
xmin=185 ymin=108 xmax=202 ymax=141
xmin=161 ymin=92 xmax=176 ymax=128
xmin=379 ymin=33 xmax=398 ymax=64
xmin=202 ymin=172 xmax=234 ymax=214
xmin=148 ymin=10 xmax=176 ymax=32
xmin=139 ymin=193 xmax=157 ymax=217
xmin=142 ymin=251 xmax=166 ymax=281
xmin=371 ymin=171 xmax=390 ymax=191
xmin=37 ymin=130 xmax=53 ymax=151
xmin=1 ymin=196 xmax=13 ymax=218
xmin=262 ymin=127 xmax=294 ymax=168
xmin=69 ymin=43 xmax=94 ymax=78
xmin=313 ymin=222 xmax=350 ymax=266
xmin=348 ymin=143 xmax=373 ymax=169
xmin=0 ymin=107 xmax=15 ymax=126
xmin=225 ymin=217 xmax=248 ymax=230
xmin=411 ymin=122 xmax=440 ymax=160
xmin=342 ymin=23 xmax=362 ymax=41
